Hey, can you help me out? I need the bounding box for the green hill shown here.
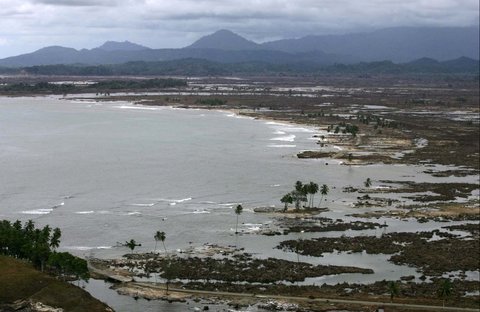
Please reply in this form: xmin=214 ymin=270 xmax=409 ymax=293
xmin=0 ymin=255 xmax=112 ymax=312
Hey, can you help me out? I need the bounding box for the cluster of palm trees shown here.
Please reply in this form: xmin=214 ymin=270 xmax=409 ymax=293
xmin=0 ymin=219 xmax=61 ymax=271
xmin=280 ymin=181 xmax=329 ymax=211
xmin=0 ymin=219 xmax=88 ymax=279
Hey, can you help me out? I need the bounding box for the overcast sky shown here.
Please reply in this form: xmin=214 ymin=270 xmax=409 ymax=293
xmin=0 ymin=0 xmax=478 ymax=58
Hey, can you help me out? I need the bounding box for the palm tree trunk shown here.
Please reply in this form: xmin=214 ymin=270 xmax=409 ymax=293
xmin=319 ymin=195 xmax=324 ymax=208
xmin=162 ymin=241 xmax=167 ymax=254
xmin=154 ymin=241 xmax=158 ymax=254
xmin=235 ymin=215 xmax=239 ymax=234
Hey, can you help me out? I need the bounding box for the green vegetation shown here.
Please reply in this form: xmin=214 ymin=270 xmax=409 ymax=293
xmin=438 ymin=279 xmax=453 ymax=306
xmin=0 ymin=219 xmax=88 ymax=278
xmin=92 ymin=78 xmax=186 ymax=90
xmin=281 ymin=181 xmax=329 ymax=211
xmin=319 ymin=184 xmax=329 ymax=208
xmin=0 ymin=256 xmax=109 ymax=311
xmin=195 ymin=98 xmax=227 ymax=106
xmin=0 ymin=57 xmax=478 ymax=77
xmin=387 ymin=280 xmax=400 ymax=302
xmin=154 ymin=230 xmax=167 ymax=254
xmin=234 ymin=204 xmax=243 ymax=234
xmin=124 ymin=239 xmax=141 ymax=252
xmin=0 ymin=220 xmax=108 ymax=310
xmin=0 ymin=78 xmax=187 ymax=94
xmin=1 ymin=81 xmax=76 ymax=93
xmin=364 ymin=178 xmax=372 ymax=188
xmin=280 ymin=193 xmax=294 ymax=211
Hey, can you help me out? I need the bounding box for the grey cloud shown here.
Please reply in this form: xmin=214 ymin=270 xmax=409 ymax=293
xmin=30 ymin=0 xmax=128 ymax=6
xmin=0 ymin=0 xmax=478 ymax=58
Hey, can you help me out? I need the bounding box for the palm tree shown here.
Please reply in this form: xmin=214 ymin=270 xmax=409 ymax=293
xmin=154 ymin=231 xmax=166 ymax=254
xmin=364 ymin=178 xmax=372 ymax=188
xmin=125 ymin=239 xmax=141 ymax=252
xmin=319 ymin=184 xmax=329 ymax=208
xmin=438 ymin=279 xmax=453 ymax=307
xmin=307 ymin=182 xmax=318 ymax=208
xmin=280 ymin=193 xmax=293 ymax=212
xmin=234 ymin=205 xmax=243 ymax=234
xmin=50 ymin=228 xmax=61 ymax=250
xmin=387 ymin=281 xmax=399 ymax=302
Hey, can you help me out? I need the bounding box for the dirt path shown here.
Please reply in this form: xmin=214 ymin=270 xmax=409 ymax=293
xmin=130 ymin=282 xmax=479 ymax=312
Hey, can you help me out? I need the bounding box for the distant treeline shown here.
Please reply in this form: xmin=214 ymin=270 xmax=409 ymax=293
xmin=0 ymin=78 xmax=187 ymax=93
xmin=0 ymin=57 xmax=478 ymax=77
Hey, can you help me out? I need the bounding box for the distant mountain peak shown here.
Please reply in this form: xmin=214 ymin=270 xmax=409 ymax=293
xmin=187 ymin=29 xmax=259 ymax=51
xmin=96 ymin=40 xmax=150 ymax=51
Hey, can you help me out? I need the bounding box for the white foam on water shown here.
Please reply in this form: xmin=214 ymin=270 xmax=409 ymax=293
xmin=64 ymin=246 xmax=112 ymax=251
xmin=75 ymin=211 xmax=95 ymax=214
xmin=224 ymin=113 xmax=254 ymax=120
xmin=158 ymin=197 xmax=192 ymax=203
xmin=52 ymin=202 xmax=65 ymax=208
xmin=126 ymin=211 xmax=141 ymax=216
xmin=193 ymin=209 xmax=210 ymax=214
xmin=130 ymin=203 xmax=156 ymax=207
xmin=273 ymin=130 xmax=286 ymax=135
xmin=218 ymin=202 xmax=241 ymax=206
xmin=21 ymin=208 xmax=53 ymax=215
xmin=270 ymin=134 xmax=296 ymax=142
xmin=116 ymin=105 xmax=162 ymax=111
xmin=267 ymin=144 xmax=297 ymax=148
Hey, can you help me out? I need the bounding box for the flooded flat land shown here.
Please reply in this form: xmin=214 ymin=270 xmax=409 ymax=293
xmin=0 ymin=74 xmax=478 ymax=311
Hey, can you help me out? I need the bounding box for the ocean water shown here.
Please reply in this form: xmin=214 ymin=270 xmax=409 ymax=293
xmin=1 ymin=95 xmax=477 ymax=285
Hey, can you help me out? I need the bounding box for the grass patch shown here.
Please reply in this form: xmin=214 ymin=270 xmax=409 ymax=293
xmin=0 ymin=255 xmax=111 ymax=311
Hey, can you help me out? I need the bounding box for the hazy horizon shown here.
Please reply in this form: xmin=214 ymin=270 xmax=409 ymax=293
xmin=0 ymin=0 xmax=479 ymax=58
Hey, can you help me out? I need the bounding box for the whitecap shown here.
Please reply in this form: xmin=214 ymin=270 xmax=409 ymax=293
xmin=64 ymin=246 xmax=112 ymax=251
xmin=158 ymin=197 xmax=192 ymax=203
xmin=265 ymin=121 xmax=284 ymax=126
xmin=130 ymin=203 xmax=156 ymax=207
xmin=267 ymin=144 xmax=296 ymax=148
xmin=270 ymin=184 xmax=281 ymax=187
xmin=193 ymin=209 xmax=210 ymax=214
xmin=52 ymin=202 xmax=65 ymax=208
xmin=273 ymin=130 xmax=286 ymax=135
xmin=270 ymin=134 xmax=296 ymax=142
xmin=218 ymin=202 xmax=241 ymax=206
xmin=21 ymin=208 xmax=53 ymax=215
xmin=116 ymin=105 xmax=161 ymax=111
xmin=75 ymin=211 xmax=95 ymax=214
xmin=126 ymin=211 xmax=141 ymax=216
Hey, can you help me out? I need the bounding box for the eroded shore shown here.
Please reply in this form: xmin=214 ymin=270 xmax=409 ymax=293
xmin=1 ymin=74 xmax=479 ymax=311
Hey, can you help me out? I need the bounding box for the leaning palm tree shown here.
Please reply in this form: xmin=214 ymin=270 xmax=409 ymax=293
xmin=438 ymin=279 xmax=453 ymax=307
xmin=319 ymin=184 xmax=329 ymax=208
xmin=154 ymin=231 xmax=166 ymax=253
xmin=234 ymin=205 xmax=243 ymax=234
xmin=387 ymin=280 xmax=399 ymax=302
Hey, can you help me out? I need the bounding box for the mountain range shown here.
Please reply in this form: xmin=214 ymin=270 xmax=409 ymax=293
xmin=0 ymin=27 xmax=478 ymax=68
